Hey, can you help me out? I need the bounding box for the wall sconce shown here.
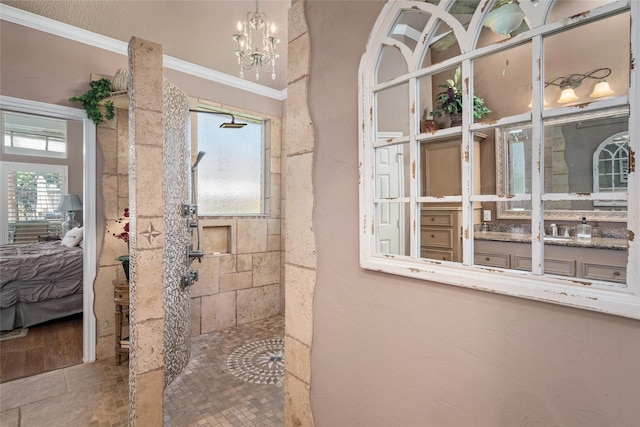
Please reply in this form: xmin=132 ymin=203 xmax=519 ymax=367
xmin=545 ymin=67 xmax=613 ymax=104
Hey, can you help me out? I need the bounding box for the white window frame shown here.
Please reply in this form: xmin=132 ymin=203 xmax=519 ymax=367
xmin=194 ymin=105 xmax=267 ymax=216
xmin=358 ymin=0 xmax=639 ymax=319
xmin=2 ymin=111 xmax=68 ymax=159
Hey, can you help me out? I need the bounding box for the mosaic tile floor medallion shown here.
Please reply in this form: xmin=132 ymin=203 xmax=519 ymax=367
xmin=227 ymin=338 xmax=284 ymax=387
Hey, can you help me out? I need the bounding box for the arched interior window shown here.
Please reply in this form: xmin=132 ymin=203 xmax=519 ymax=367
xmin=359 ymin=0 xmax=638 ymax=319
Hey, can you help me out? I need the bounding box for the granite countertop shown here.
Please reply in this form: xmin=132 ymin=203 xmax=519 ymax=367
xmin=474 ymin=231 xmax=627 ymax=250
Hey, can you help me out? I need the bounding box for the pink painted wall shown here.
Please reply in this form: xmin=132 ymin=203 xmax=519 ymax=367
xmin=306 ymin=2 xmax=640 ymax=426
xmin=0 ymin=22 xmax=283 ymax=119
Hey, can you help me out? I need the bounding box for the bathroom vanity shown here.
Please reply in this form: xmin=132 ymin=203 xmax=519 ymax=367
xmin=474 ymin=232 xmax=627 ymax=283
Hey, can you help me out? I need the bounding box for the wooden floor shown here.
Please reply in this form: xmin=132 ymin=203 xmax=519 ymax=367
xmin=0 ymin=314 xmax=83 ymax=383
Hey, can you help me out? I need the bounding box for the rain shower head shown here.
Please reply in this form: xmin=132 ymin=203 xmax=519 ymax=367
xmin=220 ymin=118 xmax=247 ymax=129
xmin=189 ymin=109 xmax=247 ymax=129
xmin=192 ymin=151 xmax=206 ymax=170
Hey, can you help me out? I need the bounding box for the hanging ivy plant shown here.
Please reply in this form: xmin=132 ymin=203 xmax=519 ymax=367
xmin=69 ymin=78 xmax=115 ymax=125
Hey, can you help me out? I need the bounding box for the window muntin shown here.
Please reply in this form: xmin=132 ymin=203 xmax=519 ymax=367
xmin=196 ymin=110 xmax=266 ymax=216
xmin=2 ymin=111 xmax=67 ymax=159
xmin=360 ymin=1 xmax=638 ymax=319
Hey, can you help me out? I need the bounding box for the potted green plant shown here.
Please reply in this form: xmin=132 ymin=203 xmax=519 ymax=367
xmin=69 ymin=78 xmax=115 ymax=125
xmin=431 ymin=67 xmax=491 ymax=127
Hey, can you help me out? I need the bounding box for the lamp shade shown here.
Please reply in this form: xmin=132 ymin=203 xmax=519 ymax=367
xmin=57 ymin=194 xmax=83 ymax=212
xmin=556 ymin=88 xmax=579 ymax=104
xmin=589 ymin=80 xmax=614 ymax=98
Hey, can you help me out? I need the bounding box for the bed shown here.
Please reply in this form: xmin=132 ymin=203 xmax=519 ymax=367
xmin=0 ymin=237 xmax=83 ymax=331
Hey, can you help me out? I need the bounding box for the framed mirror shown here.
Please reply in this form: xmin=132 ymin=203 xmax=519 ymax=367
xmin=496 ymin=107 xmax=629 ymax=222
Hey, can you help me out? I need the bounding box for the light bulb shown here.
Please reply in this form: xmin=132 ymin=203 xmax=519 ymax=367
xmin=270 ymin=23 xmax=276 ymax=35
xmin=237 ymin=21 xmax=243 ymax=32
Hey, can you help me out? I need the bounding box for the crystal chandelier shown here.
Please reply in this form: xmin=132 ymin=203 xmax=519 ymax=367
xmin=232 ymin=0 xmax=280 ymax=80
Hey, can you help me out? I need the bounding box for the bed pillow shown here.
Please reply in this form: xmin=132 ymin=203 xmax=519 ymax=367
xmin=62 ymin=226 xmax=84 ymax=248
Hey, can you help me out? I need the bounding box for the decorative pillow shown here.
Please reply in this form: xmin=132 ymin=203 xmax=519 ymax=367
xmin=62 ymin=226 xmax=84 ymax=248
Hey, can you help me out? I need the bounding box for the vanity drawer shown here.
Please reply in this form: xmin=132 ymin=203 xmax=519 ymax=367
xmin=514 ymin=256 xmax=575 ymax=277
xmin=474 ymin=252 xmax=510 ymax=268
xmin=421 ymin=212 xmax=454 ymax=227
xmin=421 ymin=228 xmax=453 ymax=248
xmin=421 ymin=248 xmax=453 ymax=261
xmin=583 ymin=263 xmax=627 ymax=283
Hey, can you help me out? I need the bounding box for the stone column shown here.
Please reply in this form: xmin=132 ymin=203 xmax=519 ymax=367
xmin=284 ymin=1 xmax=316 ymax=426
xmin=128 ymin=36 xmax=166 ymax=426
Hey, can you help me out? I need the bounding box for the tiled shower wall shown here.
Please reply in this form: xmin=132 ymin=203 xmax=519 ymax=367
xmin=162 ymin=79 xmax=191 ymax=386
xmin=189 ymin=102 xmax=284 ymax=335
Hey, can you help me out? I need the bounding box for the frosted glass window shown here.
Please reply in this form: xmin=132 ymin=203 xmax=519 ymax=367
xmin=197 ymin=113 xmax=265 ymax=215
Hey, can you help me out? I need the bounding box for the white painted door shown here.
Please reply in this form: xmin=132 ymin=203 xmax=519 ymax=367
xmin=376 ymin=143 xmax=405 ymax=254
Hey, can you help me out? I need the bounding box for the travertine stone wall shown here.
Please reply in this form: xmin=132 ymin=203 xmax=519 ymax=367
xmin=284 ymin=1 xmax=316 ymax=426
xmin=128 ymin=37 xmax=165 ymax=426
xmin=96 ymin=107 xmax=130 ymax=359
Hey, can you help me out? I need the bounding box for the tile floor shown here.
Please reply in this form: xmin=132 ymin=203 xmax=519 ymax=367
xmin=0 ymin=315 xmax=284 ymax=426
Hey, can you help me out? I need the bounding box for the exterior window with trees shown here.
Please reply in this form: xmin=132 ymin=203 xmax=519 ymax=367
xmin=1 ymin=162 xmax=67 ymax=243
xmin=359 ymin=0 xmax=638 ymax=319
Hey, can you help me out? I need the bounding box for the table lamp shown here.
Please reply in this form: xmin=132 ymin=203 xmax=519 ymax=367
xmin=57 ymin=194 xmax=82 ymax=237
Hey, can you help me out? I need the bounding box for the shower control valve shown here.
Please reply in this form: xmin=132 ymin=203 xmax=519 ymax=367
xmin=181 ymin=270 xmax=199 ymax=288
xmin=181 ymin=203 xmax=197 ymax=217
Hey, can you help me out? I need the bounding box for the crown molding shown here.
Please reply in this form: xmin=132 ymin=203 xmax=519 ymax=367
xmin=0 ymin=4 xmax=287 ymax=101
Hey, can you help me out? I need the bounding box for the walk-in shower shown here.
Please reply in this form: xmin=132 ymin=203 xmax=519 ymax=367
xmin=181 ymin=110 xmax=248 ymax=288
